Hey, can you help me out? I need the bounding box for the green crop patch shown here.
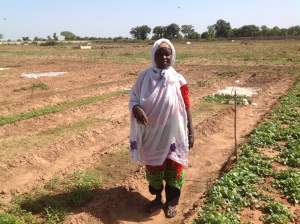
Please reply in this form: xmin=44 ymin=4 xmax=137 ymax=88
xmin=261 ymin=200 xmax=294 ymax=224
xmin=13 ymin=82 xmax=49 ymax=92
xmin=0 ymin=89 xmax=129 ymax=126
xmin=195 ymin=81 xmax=300 ymax=223
xmin=0 ymin=212 xmax=26 ymax=224
xmin=204 ymin=94 xmax=249 ymax=105
xmin=6 ymin=170 xmax=102 ymax=224
xmin=273 ymin=169 xmax=300 ymax=204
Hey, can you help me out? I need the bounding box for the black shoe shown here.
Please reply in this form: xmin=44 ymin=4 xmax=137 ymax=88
xmin=165 ymin=204 xmax=177 ymax=218
xmin=145 ymin=196 xmax=163 ymax=214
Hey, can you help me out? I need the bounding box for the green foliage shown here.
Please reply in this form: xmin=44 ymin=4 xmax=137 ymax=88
xmin=60 ymin=31 xmax=77 ymax=40
xmin=14 ymin=82 xmax=49 ymax=92
xmin=0 ymin=213 xmax=25 ymax=224
xmin=214 ymin=19 xmax=232 ymax=38
xmin=280 ymin=142 xmax=300 ymax=167
xmin=64 ymin=171 xmax=102 ymax=207
xmin=31 ymin=82 xmax=49 ymax=90
xmin=165 ymin=23 xmax=181 ymax=39
xmin=189 ymin=31 xmax=201 ymax=40
xmin=204 ymin=94 xmax=249 ymax=105
xmin=22 ymin=37 xmax=30 ymax=42
xmin=14 ymin=170 xmax=101 ymax=223
xmin=0 ymin=89 xmax=128 ymax=126
xmin=130 ymin=25 xmax=151 ymax=40
xmin=249 ymin=121 xmax=281 ymax=147
xmin=0 ymin=203 xmax=40 ymax=224
xmin=262 ymin=201 xmax=294 ymax=224
xmin=152 ymin=26 xmax=166 ymax=40
xmin=194 ymin=143 xmax=272 ymax=222
xmin=273 ymin=169 xmax=300 ymax=204
xmin=194 ymin=210 xmax=239 ymax=224
xmin=40 ymin=40 xmax=57 ymax=46
xmin=207 ymin=25 xmax=216 ymax=40
xmin=43 ymin=206 xmax=65 ymax=224
xmin=195 ymin=81 xmax=300 ymax=223
xmin=181 ymin=25 xmax=195 ymax=39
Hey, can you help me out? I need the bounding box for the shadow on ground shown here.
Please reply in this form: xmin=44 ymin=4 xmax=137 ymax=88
xmin=19 ymin=186 xmax=155 ymax=224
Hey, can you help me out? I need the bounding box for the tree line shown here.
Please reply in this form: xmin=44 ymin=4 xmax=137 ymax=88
xmin=1 ymin=19 xmax=299 ymax=42
xmin=130 ymin=19 xmax=300 ymax=40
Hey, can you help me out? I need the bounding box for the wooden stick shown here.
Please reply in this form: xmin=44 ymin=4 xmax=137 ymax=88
xmin=234 ymin=90 xmax=238 ymax=160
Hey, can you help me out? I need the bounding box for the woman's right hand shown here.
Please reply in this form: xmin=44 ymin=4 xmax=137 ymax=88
xmin=132 ymin=105 xmax=148 ymax=126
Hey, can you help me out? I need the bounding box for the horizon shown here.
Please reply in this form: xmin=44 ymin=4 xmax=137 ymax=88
xmin=1 ymin=0 xmax=300 ymax=40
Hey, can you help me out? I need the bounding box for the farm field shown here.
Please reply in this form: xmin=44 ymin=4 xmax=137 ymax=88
xmin=0 ymin=40 xmax=299 ymax=224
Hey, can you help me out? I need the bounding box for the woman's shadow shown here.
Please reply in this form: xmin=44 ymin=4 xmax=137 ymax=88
xmin=20 ymin=186 xmax=157 ymax=224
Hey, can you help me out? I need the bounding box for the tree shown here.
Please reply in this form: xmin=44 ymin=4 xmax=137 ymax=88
xmin=269 ymin=26 xmax=281 ymax=36
xmin=201 ymin=32 xmax=208 ymax=39
xmin=287 ymin=26 xmax=300 ymax=36
xmin=0 ymin=34 xmax=3 ymax=39
xmin=130 ymin=25 xmax=151 ymax=40
xmin=22 ymin=36 xmax=30 ymax=41
xmin=165 ymin=23 xmax=180 ymax=39
xmin=181 ymin=25 xmax=195 ymax=39
xmin=53 ymin=33 xmax=58 ymax=41
xmin=214 ymin=19 xmax=231 ymax=38
xmin=239 ymin=25 xmax=260 ymax=37
xmin=279 ymin=28 xmax=288 ymax=36
xmin=60 ymin=31 xmax=77 ymax=40
xmin=190 ymin=31 xmax=201 ymax=40
xmin=231 ymin=28 xmax=240 ymax=37
xmin=260 ymin=25 xmax=270 ymax=36
xmin=207 ymin=25 xmax=216 ymax=40
xmin=152 ymin=26 xmax=166 ymax=39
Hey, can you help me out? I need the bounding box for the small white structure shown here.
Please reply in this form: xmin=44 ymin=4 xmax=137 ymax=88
xmin=80 ymin=45 xmax=92 ymax=50
xmin=216 ymin=86 xmax=260 ymax=97
xmin=21 ymin=72 xmax=66 ymax=79
xmin=186 ymin=41 xmax=191 ymax=45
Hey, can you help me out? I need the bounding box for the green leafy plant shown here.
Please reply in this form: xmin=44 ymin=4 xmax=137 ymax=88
xmin=273 ymin=169 xmax=300 ymax=204
xmin=14 ymin=82 xmax=49 ymax=92
xmin=0 ymin=213 xmax=25 ymax=224
xmin=261 ymin=201 xmax=294 ymax=224
xmin=204 ymin=94 xmax=249 ymax=105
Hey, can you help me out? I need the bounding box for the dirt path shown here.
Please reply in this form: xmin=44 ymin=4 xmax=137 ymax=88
xmin=61 ymin=76 xmax=296 ymax=224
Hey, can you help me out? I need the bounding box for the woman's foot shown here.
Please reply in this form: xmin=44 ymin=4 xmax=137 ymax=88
xmin=165 ymin=204 xmax=177 ymax=218
xmin=145 ymin=195 xmax=163 ymax=214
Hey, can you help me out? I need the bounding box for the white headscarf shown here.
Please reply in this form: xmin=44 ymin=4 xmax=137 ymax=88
xmin=151 ymin=38 xmax=176 ymax=68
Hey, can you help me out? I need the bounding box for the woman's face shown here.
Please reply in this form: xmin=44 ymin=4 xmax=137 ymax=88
xmin=154 ymin=47 xmax=172 ymax=69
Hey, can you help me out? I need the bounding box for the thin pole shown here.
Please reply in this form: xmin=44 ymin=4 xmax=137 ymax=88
xmin=234 ymin=90 xmax=238 ymax=160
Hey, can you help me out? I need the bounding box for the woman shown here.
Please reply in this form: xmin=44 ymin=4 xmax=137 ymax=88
xmin=129 ymin=38 xmax=194 ymax=218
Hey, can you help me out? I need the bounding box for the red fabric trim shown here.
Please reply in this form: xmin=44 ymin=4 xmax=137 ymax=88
xmin=180 ymin=84 xmax=191 ymax=109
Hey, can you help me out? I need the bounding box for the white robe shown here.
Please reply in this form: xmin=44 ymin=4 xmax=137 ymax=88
xmin=129 ymin=66 xmax=189 ymax=166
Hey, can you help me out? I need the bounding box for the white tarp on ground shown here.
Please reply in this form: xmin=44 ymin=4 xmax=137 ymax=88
xmin=216 ymin=86 xmax=260 ymax=97
xmin=21 ymin=72 xmax=66 ymax=79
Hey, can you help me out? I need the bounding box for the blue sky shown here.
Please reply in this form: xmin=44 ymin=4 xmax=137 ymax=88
xmin=0 ymin=0 xmax=299 ymax=40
